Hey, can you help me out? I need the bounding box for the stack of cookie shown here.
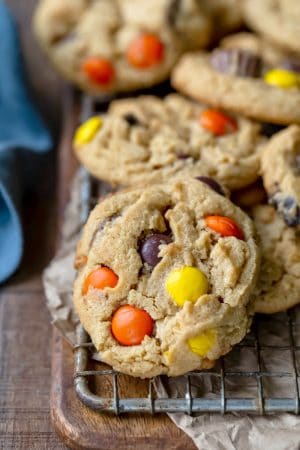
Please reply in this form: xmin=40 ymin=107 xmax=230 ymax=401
xmin=34 ymin=0 xmax=300 ymax=378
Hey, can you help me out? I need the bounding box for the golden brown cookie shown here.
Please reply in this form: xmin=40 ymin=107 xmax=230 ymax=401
xmin=33 ymin=0 xmax=211 ymax=94
xmin=261 ymin=125 xmax=300 ymax=226
xmin=253 ymin=204 xmax=300 ymax=314
xmin=73 ymin=94 xmax=265 ymax=190
xmin=171 ymin=37 xmax=300 ymax=125
xmin=243 ymin=0 xmax=300 ymax=54
xmin=73 ymin=179 xmax=260 ymax=377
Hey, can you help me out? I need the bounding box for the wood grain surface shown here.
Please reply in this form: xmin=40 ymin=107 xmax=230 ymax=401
xmin=0 ymin=1 xmax=66 ymax=449
xmin=51 ymin=329 xmax=197 ymax=450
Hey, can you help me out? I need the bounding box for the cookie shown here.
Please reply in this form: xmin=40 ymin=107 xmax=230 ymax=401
xmin=252 ymin=204 xmax=300 ymax=314
xmin=33 ymin=0 xmax=211 ymax=94
xmin=261 ymin=125 xmax=300 ymax=226
xmin=171 ymin=38 xmax=300 ymax=125
xmin=73 ymin=94 xmax=265 ymax=190
xmin=73 ymin=178 xmax=260 ymax=378
xmin=243 ymin=0 xmax=300 ymax=55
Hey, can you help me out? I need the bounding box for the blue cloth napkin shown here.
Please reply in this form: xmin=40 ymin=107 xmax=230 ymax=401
xmin=0 ymin=1 xmax=52 ymax=283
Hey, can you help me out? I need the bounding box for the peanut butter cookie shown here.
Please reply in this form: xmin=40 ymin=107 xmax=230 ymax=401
xmin=34 ymin=0 xmax=211 ymax=94
xmin=73 ymin=179 xmax=260 ymax=377
xmin=73 ymin=94 xmax=265 ymax=189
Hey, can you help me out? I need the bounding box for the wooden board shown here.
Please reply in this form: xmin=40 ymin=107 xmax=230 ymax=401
xmin=0 ymin=2 xmax=67 ymax=448
xmin=50 ymin=89 xmax=197 ymax=450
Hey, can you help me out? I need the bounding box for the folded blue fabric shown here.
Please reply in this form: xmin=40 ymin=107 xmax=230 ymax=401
xmin=0 ymin=1 xmax=52 ymax=283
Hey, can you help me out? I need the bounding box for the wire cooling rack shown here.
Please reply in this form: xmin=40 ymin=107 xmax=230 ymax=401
xmin=73 ymin=95 xmax=300 ymax=415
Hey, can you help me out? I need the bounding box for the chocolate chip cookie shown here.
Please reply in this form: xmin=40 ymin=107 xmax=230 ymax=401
xmin=73 ymin=94 xmax=265 ymax=190
xmin=73 ymin=179 xmax=260 ymax=378
xmin=171 ymin=34 xmax=300 ymax=125
xmin=252 ymin=204 xmax=300 ymax=314
xmin=33 ymin=0 xmax=211 ymax=94
xmin=243 ymin=0 xmax=300 ymax=55
xmin=261 ymin=125 xmax=300 ymax=227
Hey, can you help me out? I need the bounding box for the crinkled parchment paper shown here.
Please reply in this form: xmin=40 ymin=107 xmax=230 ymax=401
xmin=43 ymin=171 xmax=300 ymax=450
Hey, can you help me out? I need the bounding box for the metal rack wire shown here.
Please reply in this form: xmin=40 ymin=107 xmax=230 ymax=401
xmin=73 ymin=95 xmax=300 ymax=415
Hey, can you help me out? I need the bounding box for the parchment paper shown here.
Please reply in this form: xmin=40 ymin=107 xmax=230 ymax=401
xmin=43 ymin=171 xmax=300 ymax=450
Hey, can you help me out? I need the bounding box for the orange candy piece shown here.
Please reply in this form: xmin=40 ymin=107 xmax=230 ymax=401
xmin=200 ymin=109 xmax=237 ymax=136
xmin=82 ymin=57 xmax=115 ymax=85
xmin=127 ymin=33 xmax=164 ymax=69
xmin=205 ymin=215 xmax=244 ymax=240
xmin=83 ymin=267 xmax=118 ymax=295
xmin=111 ymin=305 xmax=154 ymax=346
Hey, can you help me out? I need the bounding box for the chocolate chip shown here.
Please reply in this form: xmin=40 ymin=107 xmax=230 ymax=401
xmin=281 ymin=59 xmax=300 ymax=74
xmin=211 ymin=49 xmax=263 ymax=78
xmin=177 ymin=152 xmax=190 ymax=159
xmin=140 ymin=233 xmax=171 ymax=268
xmin=195 ymin=176 xmax=225 ymax=196
xmin=260 ymin=122 xmax=285 ymax=137
xmin=166 ymin=0 xmax=181 ymax=27
xmin=123 ymin=114 xmax=142 ymax=126
xmin=270 ymin=193 xmax=300 ymax=226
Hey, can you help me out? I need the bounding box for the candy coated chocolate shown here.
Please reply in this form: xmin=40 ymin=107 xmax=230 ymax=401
xmin=140 ymin=233 xmax=171 ymax=267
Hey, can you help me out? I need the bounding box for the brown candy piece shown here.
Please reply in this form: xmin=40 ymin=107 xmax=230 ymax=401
xmin=140 ymin=233 xmax=171 ymax=268
xmin=177 ymin=152 xmax=190 ymax=159
xmin=211 ymin=48 xmax=263 ymax=78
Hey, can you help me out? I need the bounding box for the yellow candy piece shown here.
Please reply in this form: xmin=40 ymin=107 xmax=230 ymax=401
xmin=73 ymin=116 xmax=102 ymax=147
xmin=165 ymin=266 xmax=208 ymax=307
xmin=163 ymin=349 xmax=173 ymax=364
xmin=264 ymin=69 xmax=299 ymax=89
xmin=188 ymin=329 xmax=216 ymax=357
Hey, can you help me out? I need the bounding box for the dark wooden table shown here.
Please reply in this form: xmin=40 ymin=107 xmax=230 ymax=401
xmin=0 ymin=1 xmax=67 ymax=448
